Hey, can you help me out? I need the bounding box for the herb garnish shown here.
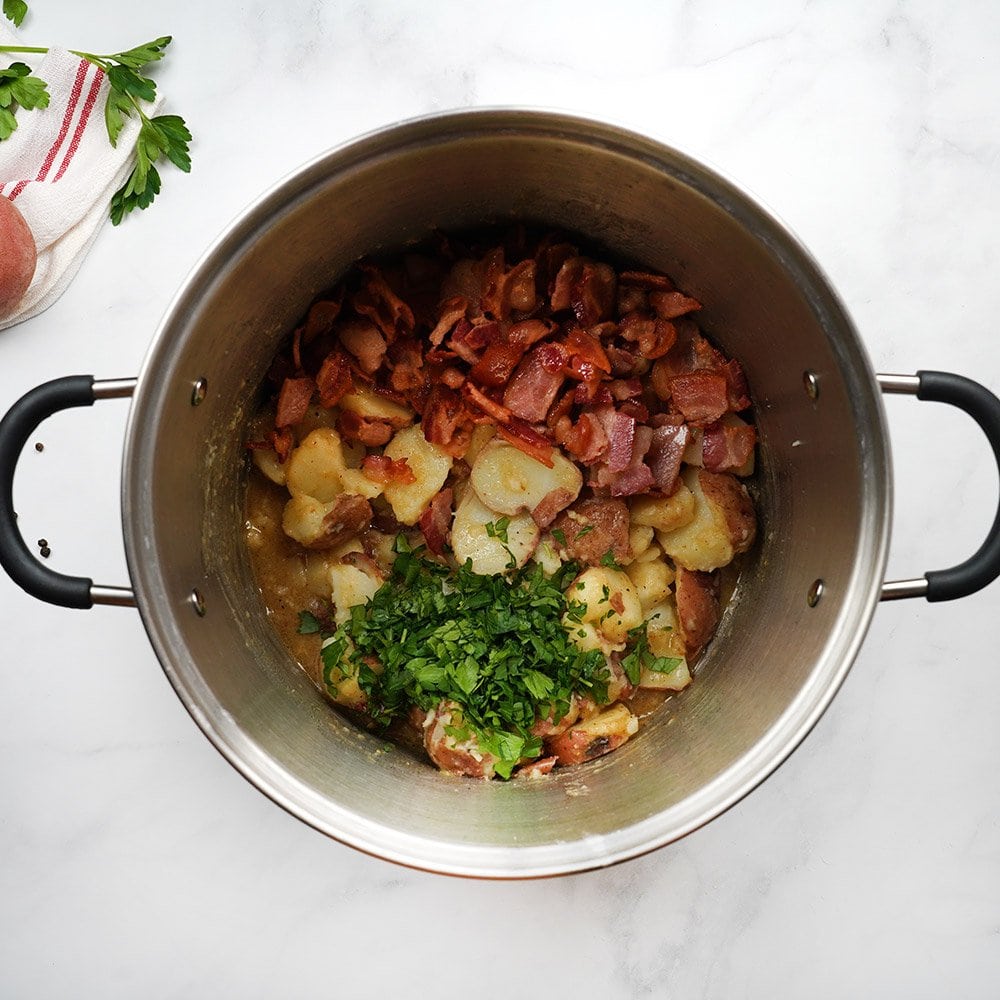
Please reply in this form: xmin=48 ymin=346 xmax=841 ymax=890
xmin=620 ymin=624 xmax=683 ymax=685
xmin=305 ymin=537 xmax=609 ymax=779
xmin=600 ymin=549 xmax=623 ymax=570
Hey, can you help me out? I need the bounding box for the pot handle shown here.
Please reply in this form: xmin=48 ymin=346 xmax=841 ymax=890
xmin=879 ymin=370 xmax=1000 ymax=601
xmin=0 ymin=375 xmax=137 ymax=609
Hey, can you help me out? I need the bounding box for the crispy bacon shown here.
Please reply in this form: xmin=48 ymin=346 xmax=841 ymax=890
xmin=275 ymin=376 xmax=314 ymax=428
xmin=352 ymin=264 xmax=415 ymax=341
xmin=649 ymin=290 xmax=702 ymax=319
xmin=647 ymin=423 xmax=689 ymax=493
xmin=469 ymin=341 xmax=526 ymax=387
xmin=565 ymin=326 xmax=611 ymax=376
xmin=418 ymin=487 xmax=454 ymax=555
xmin=303 ymin=297 xmax=343 ymax=343
xmin=497 ymin=417 xmax=554 ymax=468
xmin=271 ymin=426 xmax=294 ymax=463
xmin=608 ymin=425 xmax=654 ymax=497
xmin=619 ymin=270 xmax=674 ymax=290
xmin=361 ymin=454 xmax=416 ymax=485
xmin=702 ymin=421 xmax=756 ymax=472
xmin=336 ymin=317 xmax=387 ymax=375
xmin=507 ymin=319 xmax=554 ymax=350
xmin=315 ymin=351 xmax=354 ymax=408
xmin=561 ymin=411 xmax=608 ymax=465
xmin=337 ymin=410 xmax=394 ymax=447
xmin=478 ymin=247 xmax=507 ymax=319
xmin=463 ymin=382 xmax=512 ymax=425
xmin=669 ymin=371 xmax=729 ymax=425
xmin=422 ymin=386 xmax=475 ymax=457
xmin=721 ymin=358 xmax=751 ymax=411
xmin=606 ymin=412 xmax=636 ymax=473
xmin=503 ymin=344 xmax=566 ymax=423
xmin=551 ymin=258 xmax=617 ymax=326
xmin=428 ymin=296 xmax=468 ymax=346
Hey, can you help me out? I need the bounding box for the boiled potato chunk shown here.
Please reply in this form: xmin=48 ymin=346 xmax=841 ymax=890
xmin=569 ymin=567 xmax=643 ymax=643
xmin=562 ymin=619 xmax=621 ymax=656
xmin=630 ymin=486 xmax=696 ymax=533
xmin=286 ymin=427 xmax=382 ymax=502
xmin=626 ymin=557 xmax=674 ymax=613
xmin=251 ymin=447 xmax=286 ymax=486
xmin=381 ymin=424 xmax=453 ymax=525
xmin=640 ymin=601 xmax=691 ymax=691
xmin=627 ymin=523 xmax=655 ymax=562
xmin=655 ymin=468 xmax=755 ymax=572
xmin=464 ymin=423 xmax=497 ymax=466
xmin=282 ymin=494 xmax=335 ymax=548
xmin=339 ymin=385 xmax=414 ymax=425
xmin=329 ymin=562 xmax=383 ymax=624
xmin=470 ymin=440 xmax=581 ymax=519
xmin=546 ymin=704 xmax=639 ymax=765
xmin=451 ymin=490 xmax=538 ymax=575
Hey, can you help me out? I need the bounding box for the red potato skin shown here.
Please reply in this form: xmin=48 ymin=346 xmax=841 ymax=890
xmin=0 ymin=197 xmax=36 ymax=317
xmin=674 ymin=566 xmax=720 ymax=655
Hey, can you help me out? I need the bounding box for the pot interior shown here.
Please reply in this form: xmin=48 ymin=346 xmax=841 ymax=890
xmin=123 ymin=110 xmax=890 ymax=877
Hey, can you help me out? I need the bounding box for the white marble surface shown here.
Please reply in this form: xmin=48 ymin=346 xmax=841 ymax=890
xmin=2 ymin=0 xmax=999 ymax=995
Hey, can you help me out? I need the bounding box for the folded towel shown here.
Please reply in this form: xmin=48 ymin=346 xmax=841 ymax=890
xmin=0 ymin=22 xmax=161 ymax=330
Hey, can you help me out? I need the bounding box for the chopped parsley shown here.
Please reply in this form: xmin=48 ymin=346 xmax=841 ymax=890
xmin=304 ymin=539 xmax=609 ymax=779
xmin=600 ymin=549 xmax=623 ymax=570
xmin=620 ymin=624 xmax=683 ymax=686
xmin=484 ymin=517 xmax=510 ymax=543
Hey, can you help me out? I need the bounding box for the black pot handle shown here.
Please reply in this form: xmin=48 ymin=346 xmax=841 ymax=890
xmin=879 ymin=370 xmax=1000 ymax=602
xmin=0 ymin=376 xmax=136 ymax=609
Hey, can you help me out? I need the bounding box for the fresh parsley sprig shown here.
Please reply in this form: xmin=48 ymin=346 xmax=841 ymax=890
xmin=620 ymin=623 xmax=682 ymax=686
xmin=2 ymin=0 xmax=27 ymax=28
xmin=0 ymin=60 xmax=48 ymax=139
xmin=0 ymin=30 xmax=191 ymax=223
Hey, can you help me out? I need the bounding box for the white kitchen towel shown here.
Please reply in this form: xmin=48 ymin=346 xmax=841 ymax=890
xmin=0 ymin=23 xmax=161 ymax=330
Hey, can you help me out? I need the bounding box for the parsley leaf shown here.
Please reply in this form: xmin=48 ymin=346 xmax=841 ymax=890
xmin=297 ymin=610 xmax=322 ymax=635
xmin=600 ymin=549 xmax=623 ymax=570
xmin=2 ymin=0 xmax=27 ymax=27
xmin=485 ymin=517 xmax=510 ymax=544
xmin=620 ymin=624 xmax=683 ymax=685
xmin=0 ymin=62 xmax=49 ymax=138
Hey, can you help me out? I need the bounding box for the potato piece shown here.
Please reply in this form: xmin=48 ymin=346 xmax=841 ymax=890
xmin=422 ymin=700 xmax=497 ymax=779
xmin=322 ymin=638 xmax=370 ymax=711
xmin=627 ymin=524 xmax=655 ymax=562
xmin=674 ymin=566 xmax=721 ymax=655
xmin=286 ymin=427 xmax=382 ymax=502
xmin=569 ymin=567 xmax=643 ymax=643
xmin=470 ymin=440 xmax=581 ymax=520
xmin=546 ymin=704 xmax=639 ymax=765
xmin=382 ymin=425 xmax=453 ymax=525
xmin=282 ymin=494 xmax=334 ymax=547
xmin=464 ymin=423 xmax=497 ymax=466
xmin=532 ymin=537 xmax=563 ymax=576
xmin=626 ymin=557 xmax=674 ymax=613
xmin=329 ymin=562 xmax=383 ymax=625
xmin=630 ymin=486 xmax=696 ymax=533
xmin=339 ymin=385 xmax=414 ymax=426
xmin=656 ymin=468 xmax=755 ymax=571
xmin=295 ymin=403 xmax=339 ymax=439
xmin=639 ymin=658 xmax=691 ymax=691
xmin=251 ymin=447 xmax=286 ymax=486
xmin=562 ymin=618 xmax=622 ymax=655
xmin=282 ymin=493 xmax=372 ymax=550
xmin=633 ymin=540 xmax=665 ymax=565
xmin=451 ymin=489 xmax=539 ymax=575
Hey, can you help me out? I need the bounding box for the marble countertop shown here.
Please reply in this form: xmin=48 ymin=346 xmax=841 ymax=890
xmin=2 ymin=1 xmax=999 ymax=996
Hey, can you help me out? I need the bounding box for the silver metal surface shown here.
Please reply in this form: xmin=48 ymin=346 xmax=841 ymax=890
xmin=880 ymin=578 xmax=930 ymax=601
xmin=190 ymin=378 xmax=208 ymax=407
xmin=118 ymin=109 xmax=893 ymax=878
xmin=90 ymin=585 xmax=137 ymax=607
xmin=877 ymin=373 xmax=921 ymax=395
xmin=92 ymin=378 xmax=137 ymax=400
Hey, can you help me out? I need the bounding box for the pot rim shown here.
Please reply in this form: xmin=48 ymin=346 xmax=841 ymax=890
xmin=120 ymin=107 xmax=892 ymax=878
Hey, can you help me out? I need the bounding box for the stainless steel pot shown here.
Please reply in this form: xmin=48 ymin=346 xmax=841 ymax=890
xmin=3 ymin=110 xmax=999 ymax=878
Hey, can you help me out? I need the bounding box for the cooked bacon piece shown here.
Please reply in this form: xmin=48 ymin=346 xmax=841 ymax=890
xmin=608 ymin=424 xmax=654 ymax=497
xmin=463 ymin=382 xmax=512 ymax=425
xmin=361 ymin=454 xmax=416 ymax=485
xmin=496 ymin=417 xmax=554 ymax=468
xmin=303 ymin=297 xmax=343 ymax=343
xmin=352 ymin=264 xmax=415 ymax=341
xmin=336 ymin=317 xmax=387 ymax=375
xmin=674 ymin=567 xmax=720 ymax=655
xmin=532 ymin=487 xmax=578 ymax=528
xmin=551 ymin=498 xmax=630 ymax=565
xmin=270 ymin=426 xmax=294 ymax=463
xmin=702 ymin=421 xmax=756 ymax=473
xmin=617 ymin=282 xmax=647 ymax=315
xmin=619 ymin=270 xmax=674 ymax=290
xmin=610 ymin=378 xmax=642 ymax=401
xmin=418 ymin=487 xmax=454 ymax=555
xmin=647 ymin=423 xmax=689 ymax=493
xmin=507 ymin=318 xmax=554 ymax=350
xmin=500 ymin=258 xmax=537 ymax=317
xmin=649 ymin=290 xmax=702 ymax=320
xmin=606 ymin=411 xmax=636 ymax=473
xmin=337 ymin=410 xmax=394 ymax=447
xmin=565 ymin=326 xmax=612 ymax=378
xmin=721 ymin=358 xmax=751 ymax=411
xmin=440 ymin=367 xmax=466 ymax=389
xmin=551 ymin=258 xmax=617 ymax=326
xmin=275 ymin=376 xmax=314 ymax=428
xmin=469 ymin=341 xmax=525 ymax=387
xmin=606 ymin=344 xmax=644 ymax=377
xmin=386 ymin=336 xmax=426 ymax=395
xmin=448 ymin=318 xmax=500 ymax=365
xmin=546 ymin=388 xmax=576 ymax=432
xmin=503 ymin=344 xmax=567 ymax=423
xmin=314 ymin=351 xmax=353 ymax=408
xmin=428 ymin=296 xmax=468 ymax=346
xmin=561 ymin=411 xmax=609 ymax=465
xmin=669 ymin=371 xmax=729 ymax=425
xmin=478 ymin=247 xmax=507 ymax=319
xmin=422 ymin=385 xmax=475 ymax=457
xmin=314 ymin=494 xmax=374 ymax=551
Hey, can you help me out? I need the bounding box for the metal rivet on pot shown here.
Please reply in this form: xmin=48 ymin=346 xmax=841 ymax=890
xmin=191 ymin=378 xmax=208 ymax=406
xmin=803 ymin=370 xmax=819 ymax=401
xmin=190 ymin=588 xmax=206 ymax=616
xmin=807 ymin=579 xmax=824 ymax=607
